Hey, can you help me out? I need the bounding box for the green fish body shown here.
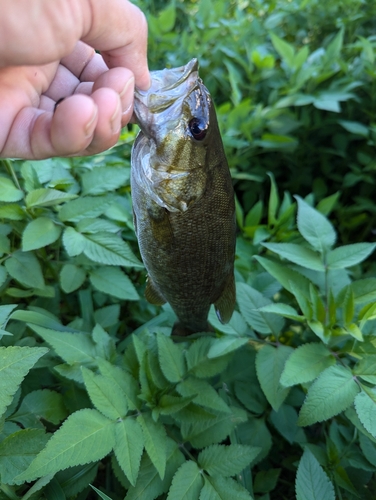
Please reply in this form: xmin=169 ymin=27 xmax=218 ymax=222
xmin=131 ymin=59 xmax=236 ymax=335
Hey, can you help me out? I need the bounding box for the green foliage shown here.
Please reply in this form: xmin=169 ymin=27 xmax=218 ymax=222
xmin=1 ymin=0 xmax=376 ymax=499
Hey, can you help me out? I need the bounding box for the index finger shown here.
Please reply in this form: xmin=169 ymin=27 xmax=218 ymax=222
xmin=81 ymin=0 xmax=150 ymax=90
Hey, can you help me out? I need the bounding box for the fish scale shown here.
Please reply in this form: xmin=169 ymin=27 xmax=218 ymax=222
xmin=131 ymin=59 xmax=236 ymax=336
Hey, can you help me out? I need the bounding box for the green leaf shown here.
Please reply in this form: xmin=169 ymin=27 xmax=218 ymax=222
xmin=125 ymin=438 xmax=185 ymax=500
xmin=270 ymin=404 xmax=300 ymax=444
xmin=0 ymin=176 xmax=24 ymax=202
xmin=295 ymin=449 xmax=335 ymax=500
xmin=208 ymin=336 xmax=248 ymax=358
xmin=15 ymin=409 xmax=115 ymax=482
xmin=186 ymin=337 xmax=230 ymax=378
xmin=262 ymin=243 xmax=324 ymax=271
xmin=254 ymin=468 xmax=280 ymax=494
xmin=137 ymin=413 xmax=166 ymax=479
xmin=82 ymin=367 xmax=128 ymax=420
xmin=82 ymin=166 xmax=129 ymax=195
xmin=89 ymin=266 xmax=139 ymax=300
xmin=30 ymin=325 xmax=96 ymax=365
xmin=258 ymin=303 xmax=305 ymax=322
xmin=90 ymin=485 xmax=114 ymax=500
xmin=353 ymin=356 xmax=376 ymax=384
xmin=114 ymin=418 xmax=144 ymax=486
xmin=270 ymin=33 xmax=295 ymax=68
xmin=83 ymin=232 xmax=143 ymax=267
xmin=0 ymin=304 xmax=17 ymax=328
xmin=256 ymin=344 xmax=292 ymax=411
xmin=0 ymin=346 xmax=48 ymax=418
xmin=354 ymin=389 xmax=376 ymax=438
xmin=22 ymin=217 xmax=62 ymax=251
xmin=97 ymin=359 xmax=140 ymax=411
xmin=60 ymin=264 xmax=86 ymax=293
xmin=0 ymin=429 xmax=50 ymax=485
xmin=327 ymin=243 xmax=376 ymax=269
xmin=62 ymin=227 xmax=87 ymax=256
xmin=295 ymin=196 xmax=336 ymax=252
xmin=157 ymin=332 xmax=186 ymax=383
xmin=237 ymin=282 xmax=284 ymax=335
xmin=177 ymin=378 xmax=230 ymax=414
xmin=25 ymin=188 xmax=77 ymax=207
xmin=267 ymin=172 xmax=279 ymax=225
xmin=181 ymin=407 xmax=247 ymax=449
xmin=10 ymin=389 xmax=67 ymax=427
xmin=167 ymin=460 xmax=204 ymax=500
xmin=338 ymin=120 xmax=369 ymax=136
xmin=58 ymin=195 xmax=114 ymax=222
xmin=5 ymin=250 xmax=44 ymax=289
xmin=198 ymin=444 xmax=260 ymax=477
xmin=298 ymin=365 xmax=360 ymax=426
xmin=200 ymin=476 xmax=253 ymax=500
xmin=280 ymin=343 xmax=335 ymax=387
xmin=157 ymin=3 xmax=176 ymax=33
xmin=352 ymin=278 xmax=376 ymax=304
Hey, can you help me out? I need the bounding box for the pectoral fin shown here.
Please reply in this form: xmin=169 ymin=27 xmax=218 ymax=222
xmin=145 ymin=278 xmax=166 ymax=306
xmin=214 ymin=272 xmax=236 ymax=324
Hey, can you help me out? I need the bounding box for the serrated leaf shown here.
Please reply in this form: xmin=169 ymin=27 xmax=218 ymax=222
xmin=327 ymin=243 xmax=376 ymax=269
xmin=262 ymin=242 xmax=324 ymax=271
xmin=198 ymin=444 xmax=260 ymax=477
xmin=137 ymin=413 xmax=166 ymax=479
xmin=56 ymin=463 xmax=99 ymax=498
xmin=237 ymin=282 xmax=284 ymax=335
xmin=0 ymin=176 xmax=24 ymax=202
xmin=353 ymin=356 xmax=376 ymax=384
xmin=208 ymin=337 xmax=249 ymax=358
xmin=177 ymin=378 xmax=230 ymax=414
xmin=256 ymin=344 xmax=292 ymax=411
xmin=186 ymin=337 xmax=230 ymax=378
xmin=62 ymin=227 xmax=87 ymax=256
xmin=60 ymin=264 xmax=86 ymax=293
xmin=22 ymin=217 xmax=62 ymax=251
xmin=89 ymin=266 xmax=139 ymax=300
xmin=295 ymin=449 xmax=335 ymax=500
xmin=354 ymin=390 xmax=376 ymax=438
xmin=97 ymin=359 xmax=140 ymax=411
xmin=0 ymin=429 xmax=50 ymax=485
xmin=167 ymin=460 xmax=204 ymax=500
xmin=200 ymin=476 xmax=253 ymax=500
xmin=15 ymin=409 xmax=115 ymax=482
xmin=30 ymin=325 xmax=96 ymax=365
xmin=0 ymin=304 xmax=17 ymax=328
xmin=82 ymin=166 xmax=129 ymax=195
xmin=10 ymin=389 xmax=67 ymax=427
xmin=181 ymin=407 xmax=247 ymax=449
xmin=295 ymin=196 xmax=336 ymax=252
xmin=82 ymin=367 xmax=128 ymax=420
xmin=25 ymin=188 xmax=77 ymax=207
xmin=258 ymin=303 xmax=305 ymax=322
xmin=114 ymin=418 xmax=144 ymax=486
xmin=58 ymin=195 xmax=114 ymax=222
xmin=157 ymin=333 xmax=186 ymax=383
xmin=298 ymin=365 xmax=360 ymax=426
xmin=0 ymin=346 xmax=48 ymax=419
xmin=125 ymin=438 xmax=185 ymax=500
xmin=5 ymin=250 xmax=44 ymax=289
xmin=280 ymin=343 xmax=335 ymax=387
xmin=352 ymin=278 xmax=376 ymax=304
xmin=84 ymin=232 xmax=143 ymax=267
xmin=270 ymin=404 xmax=300 ymax=444
xmin=90 ymin=485 xmax=114 ymax=500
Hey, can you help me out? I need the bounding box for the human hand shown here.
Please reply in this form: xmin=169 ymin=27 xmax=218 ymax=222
xmin=0 ymin=0 xmax=150 ymax=159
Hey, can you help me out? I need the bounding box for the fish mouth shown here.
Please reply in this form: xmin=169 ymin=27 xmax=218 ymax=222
xmin=134 ymin=59 xmax=200 ymax=118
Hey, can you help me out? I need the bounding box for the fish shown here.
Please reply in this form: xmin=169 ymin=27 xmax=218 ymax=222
xmin=131 ymin=58 xmax=236 ymax=336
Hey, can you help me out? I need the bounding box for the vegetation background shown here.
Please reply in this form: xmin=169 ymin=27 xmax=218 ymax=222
xmin=1 ymin=0 xmax=376 ymax=499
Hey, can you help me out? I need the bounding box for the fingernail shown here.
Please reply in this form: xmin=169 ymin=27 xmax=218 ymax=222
xmin=110 ymin=99 xmax=122 ymax=135
xmin=85 ymin=107 xmax=98 ymax=137
xmin=119 ymin=77 xmax=135 ymax=111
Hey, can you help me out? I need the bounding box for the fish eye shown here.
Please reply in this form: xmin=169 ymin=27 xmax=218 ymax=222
xmin=188 ymin=117 xmax=207 ymax=140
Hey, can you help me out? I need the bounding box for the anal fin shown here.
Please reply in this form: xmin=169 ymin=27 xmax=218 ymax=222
xmin=214 ymin=272 xmax=236 ymax=324
xmin=145 ymin=278 xmax=166 ymax=306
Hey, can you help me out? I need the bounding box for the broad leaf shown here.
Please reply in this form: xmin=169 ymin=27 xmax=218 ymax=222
xmin=22 ymin=217 xmax=62 ymax=251
xmin=256 ymin=344 xmax=292 ymax=411
xmin=354 ymin=390 xmax=376 ymax=438
xmin=0 ymin=176 xmax=23 ymax=202
xmin=82 ymin=166 xmax=129 ymax=195
xmin=295 ymin=449 xmax=335 ymax=500
xmin=200 ymin=476 xmax=253 ymax=500
xmin=177 ymin=378 xmax=230 ymax=414
xmin=186 ymin=337 xmax=230 ymax=378
xmin=15 ymin=409 xmax=115 ymax=482
xmin=198 ymin=444 xmax=260 ymax=477
xmin=298 ymin=365 xmax=360 ymax=426
xmin=89 ymin=266 xmax=139 ymax=300
xmin=60 ymin=264 xmax=86 ymax=293
xmin=5 ymin=250 xmax=44 ymax=289
xmin=137 ymin=413 xmax=167 ymax=479
xmin=295 ymin=196 xmax=336 ymax=252
xmin=25 ymin=188 xmax=77 ymax=207
xmin=157 ymin=332 xmax=186 ymax=383
xmin=327 ymin=243 xmax=376 ymax=269
xmin=84 ymin=232 xmax=143 ymax=268
xmin=262 ymin=242 xmax=324 ymax=271
xmin=280 ymin=343 xmax=335 ymax=387
xmin=114 ymin=418 xmax=144 ymax=486
xmin=10 ymin=389 xmax=67 ymax=427
xmin=167 ymin=460 xmax=204 ymax=500
xmin=58 ymin=195 xmax=114 ymax=222
xmin=0 ymin=346 xmax=48 ymax=418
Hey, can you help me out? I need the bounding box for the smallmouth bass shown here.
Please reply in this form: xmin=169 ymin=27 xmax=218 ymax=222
xmin=131 ymin=59 xmax=236 ymax=336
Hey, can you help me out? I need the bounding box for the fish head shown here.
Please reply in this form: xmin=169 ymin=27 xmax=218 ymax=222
xmin=132 ymin=59 xmax=216 ymax=212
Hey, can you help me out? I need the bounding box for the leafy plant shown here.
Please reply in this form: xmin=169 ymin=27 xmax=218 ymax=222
xmin=1 ymin=0 xmax=376 ymax=499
